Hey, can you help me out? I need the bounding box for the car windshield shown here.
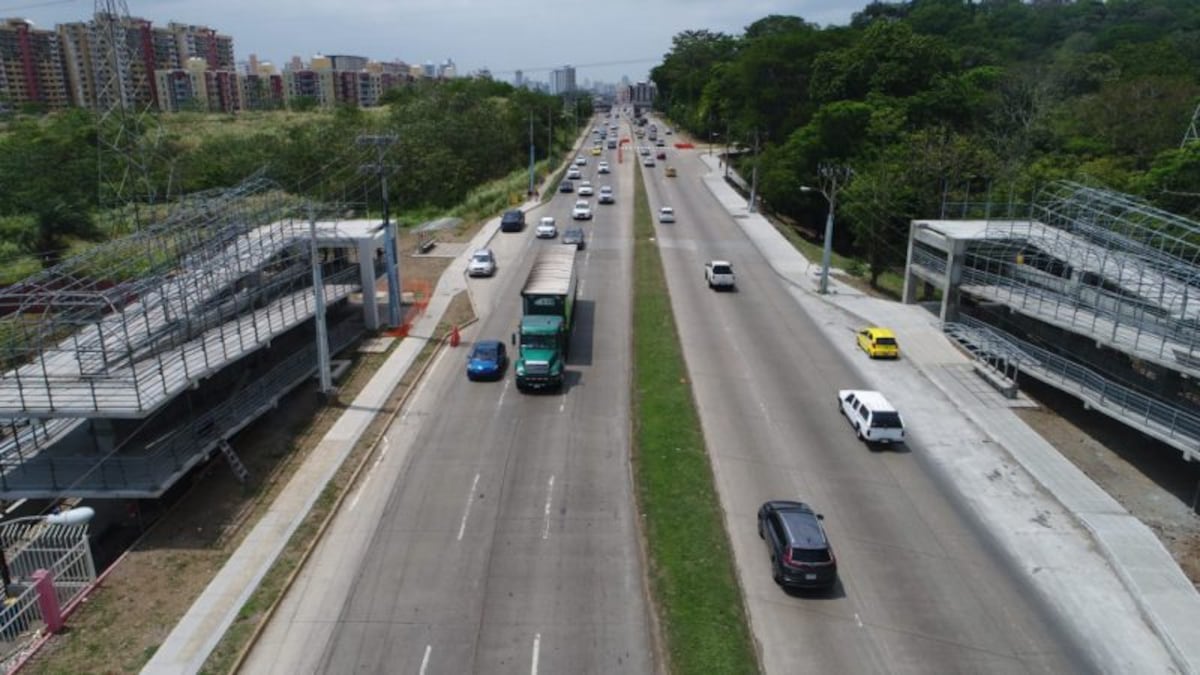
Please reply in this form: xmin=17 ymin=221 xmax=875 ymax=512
xmin=472 ymin=253 xmax=491 ymax=263
xmin=521 ymin=335 xmax=557 ymax=350
xmin=471 ymin=344 xmax=497 ymax=360
xmin=871 ymin=411 xmax=903 ymax=428
xmin=662 ymin=208 xmax=673 ymax=214
xmin=875 ymin=337 xmax=897 ymax=346
xmin=712 ymin=265 xmax=732 ymax=274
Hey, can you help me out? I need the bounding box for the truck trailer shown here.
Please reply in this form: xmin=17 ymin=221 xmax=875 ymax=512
xmin=514 ymin=247 xmax=578 ymax=391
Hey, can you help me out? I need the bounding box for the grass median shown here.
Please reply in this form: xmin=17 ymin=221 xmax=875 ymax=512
xmin=631 ymin=164 xmax=759 ymax=674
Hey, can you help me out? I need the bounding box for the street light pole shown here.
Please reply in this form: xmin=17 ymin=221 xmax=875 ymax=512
xmin=802 ymin=163 xmax=854 ymax=295
xmin=528 ymin=112 xmax=536 ymax=197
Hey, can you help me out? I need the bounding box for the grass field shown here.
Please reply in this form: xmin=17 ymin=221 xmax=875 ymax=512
xmin=630 ymin=164 xmax=759 ymax=674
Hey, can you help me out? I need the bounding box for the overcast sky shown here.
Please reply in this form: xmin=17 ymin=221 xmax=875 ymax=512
xmin=9 ymin=0 xmax=867 ymax=84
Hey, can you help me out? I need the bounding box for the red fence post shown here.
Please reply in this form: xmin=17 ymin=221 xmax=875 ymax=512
xmin=32 ymin=569 xmax=62 ymax=634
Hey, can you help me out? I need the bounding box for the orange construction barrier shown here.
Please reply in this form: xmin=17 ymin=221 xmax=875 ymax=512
xmin=450 ymin=325 xmax=461 ymax=347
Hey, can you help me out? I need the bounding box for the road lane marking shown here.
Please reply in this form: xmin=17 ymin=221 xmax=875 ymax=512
xmin=531 ymin=633 xmax=541 ymax=675
xmin=497 ymin=377 xmax=510 ymax=411
xmin=457 ymin=473 xmax=481 ymax=541
xmin=419 ymin=644 xmax=432 ymax=674
xmin=348 ymin=437 xmax=391 ymax=512
xmin=855 ymin=613 xmax=863 ymax=628
xmin=542 ymin=475 xmax=555 ymax=539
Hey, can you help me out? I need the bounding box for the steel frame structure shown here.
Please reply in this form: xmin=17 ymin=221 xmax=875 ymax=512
xmin=0 ymin=177 xmax=371 ymax=497
xmin=930 ymin=180 xmax=1200 ymax=459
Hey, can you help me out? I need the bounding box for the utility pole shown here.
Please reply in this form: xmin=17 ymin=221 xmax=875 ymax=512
xmin=357 ymin=134 xmax=401 ymax=328
xmin=308 ymin=203 xmax=333 ymax=395
xmin=547 ymin=107 xmax=553 ymax=160
xmin=528 ymin=112 xmax=536 ymax=196
xmin=801 ymin=164 xmax=855 ymax=295
xmin=748 ymin=129 xmax=761 ymax=213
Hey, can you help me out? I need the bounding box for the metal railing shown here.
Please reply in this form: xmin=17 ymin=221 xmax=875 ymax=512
xmin=0 ymin=522 xmax=95 ymax=665
xmin=945 ymin=316 xmax=1200 ymax=460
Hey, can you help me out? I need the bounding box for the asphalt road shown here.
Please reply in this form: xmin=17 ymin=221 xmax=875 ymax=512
xmin=640 ymin=127 xmax=1083 ymax=673
xmin=244 ymin=121 xmax=654 ymax=674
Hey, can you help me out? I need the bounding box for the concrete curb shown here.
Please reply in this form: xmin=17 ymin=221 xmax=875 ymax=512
xmin=228 ymin=320 xmax=473 ymax=673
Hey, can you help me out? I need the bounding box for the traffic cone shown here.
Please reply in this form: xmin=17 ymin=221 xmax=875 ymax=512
xmin=450 ymin=325 xmax=461 ymax=347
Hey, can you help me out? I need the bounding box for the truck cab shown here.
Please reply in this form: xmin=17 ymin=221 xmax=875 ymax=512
xmin=515 ymin=315 xmax=566 ymax=391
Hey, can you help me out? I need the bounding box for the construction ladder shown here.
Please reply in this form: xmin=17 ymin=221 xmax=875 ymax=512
xmin=218 ymin=440 xmax=250 ymax=483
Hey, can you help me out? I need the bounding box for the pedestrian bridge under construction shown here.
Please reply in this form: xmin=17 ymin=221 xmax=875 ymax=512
xmin=0 ymin=179 xmax=401 ymax=498
xmin=904 ymin=181 xmax=1200 ymax=462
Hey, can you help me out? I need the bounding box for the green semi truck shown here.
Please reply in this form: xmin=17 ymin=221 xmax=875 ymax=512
xmin=514 ymin=247 xmax=578 ymax=392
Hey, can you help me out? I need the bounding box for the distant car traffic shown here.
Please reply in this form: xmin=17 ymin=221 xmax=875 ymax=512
xmin=658 ymin=206 xmax=675 ymax=223
xmin=559 ymin=179 xmax=574 ymax=193
xmin=642 ymin=156 xmax=655 ymax=167
xmin=665 ymin=166 xmax=677 ymax=177
xmin=467 ymin=248 xmax=496 ymax=277
xmin=574 ymin=155 xmax=587 ymax=166
xmin=598 ymin=186 xmax=615 ymax=204
xmin=536 ymin=216 xmax=558 ymax=239
xmin=578 ymin=181 xmax=594 ymax=196
xmin=656 ymin=150 xmax=666 ymax=160
xmin=466 ymin=340 xmax=507 ymax=381
xmin=590 ymin=146 xmax=602 ymax=156
xmin=572 ymin=200 xmax=593 ymax=220
xmin=598 ymin=162 xmax=611 ymax=174
xmin=562 ymin=227 xmax=586 ymax=249
xmin=566 ymin=167 xmax=582 ymax=180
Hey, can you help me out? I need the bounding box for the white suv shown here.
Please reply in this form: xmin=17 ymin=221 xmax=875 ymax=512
xmin=838 ymin=390 xmax=905 ymax=444
xmin=572 ymin=200 xmax=593 ymax=220
xmin=536 ymin=216 xmax=558 ymax=239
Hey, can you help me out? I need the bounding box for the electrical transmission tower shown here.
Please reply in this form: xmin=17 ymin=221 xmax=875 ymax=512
xmin=1184 ymin=102 xmax=1200 ymax=148
xmin=92 ymin=0 xmax=169 ymax=232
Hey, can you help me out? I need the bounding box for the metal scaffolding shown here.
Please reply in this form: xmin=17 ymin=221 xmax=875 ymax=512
xmin=922 ymin=180 xmax=1200 ymax=460
xmin=0 ymin=177 xmax=381 ymax=497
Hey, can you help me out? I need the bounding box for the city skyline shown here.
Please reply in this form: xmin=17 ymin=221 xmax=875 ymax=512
xmin=10 ymin=0 xmax=866 ymax=84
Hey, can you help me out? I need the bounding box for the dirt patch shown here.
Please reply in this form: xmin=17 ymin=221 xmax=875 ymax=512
xmin=23 ymin=230 xmax=475 ymax=674
xmin=1013 ymin=380 xmax=1200 ymax=589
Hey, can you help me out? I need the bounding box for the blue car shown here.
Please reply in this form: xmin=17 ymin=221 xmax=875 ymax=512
xmin=466 ymin=340 xmax=507 ymax=381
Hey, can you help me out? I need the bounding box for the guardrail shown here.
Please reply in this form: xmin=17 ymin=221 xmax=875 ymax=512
xmin=945 ymin=316 xmax=1200 ymax=460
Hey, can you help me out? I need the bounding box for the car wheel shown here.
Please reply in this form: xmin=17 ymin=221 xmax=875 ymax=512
xmin=757 ymin=519 xmax=764 ymax=539
xmin=855 ymin=423 xmax=863 ymax=440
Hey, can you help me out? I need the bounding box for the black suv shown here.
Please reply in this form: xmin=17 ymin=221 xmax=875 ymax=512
xmin=757 ymin=501 xmax=837 ymax=590
xmin=500 ymin=209 xmax=525 ymax=232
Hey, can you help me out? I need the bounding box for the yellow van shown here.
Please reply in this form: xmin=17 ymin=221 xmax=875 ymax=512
xmin=857 ymin=326 xmax=899 ymax=359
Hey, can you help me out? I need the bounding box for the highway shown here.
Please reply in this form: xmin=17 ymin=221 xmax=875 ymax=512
xmin=639 ymin=124 xmax=1083 ymax=672
xmin=244 ymin=123 xmax=654 ymax=673
xmin=246 ymin=114 xmax=1085 ymax=674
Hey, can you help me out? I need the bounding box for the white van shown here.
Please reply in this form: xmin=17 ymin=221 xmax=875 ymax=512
xmin=838 ymin=389 xmax=905 ymax=444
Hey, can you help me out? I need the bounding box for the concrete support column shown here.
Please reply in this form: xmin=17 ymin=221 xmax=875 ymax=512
xmin=902 ymin=222 xmax=919 ymax=305
xmin=358 ymin=239 xmax=379 ymax=331
xmin=90 ymin=419 xmax=116 ymax=454
xmin=940 ymin=239 xmax=968 ymax=323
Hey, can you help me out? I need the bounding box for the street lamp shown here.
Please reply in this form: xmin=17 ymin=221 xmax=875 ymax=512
xmin=801 ymin=164 xmax=853 ymax=295
xmin=1 ymin=507 xmax=95 ymax=594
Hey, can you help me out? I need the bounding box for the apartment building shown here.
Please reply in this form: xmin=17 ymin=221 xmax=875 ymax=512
xmin=0 ymin=18 xmax=70 ymax=109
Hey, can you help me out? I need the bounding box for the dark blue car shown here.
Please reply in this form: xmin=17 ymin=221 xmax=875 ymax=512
xmin=466 ymin=340 xmax=507 ymax=381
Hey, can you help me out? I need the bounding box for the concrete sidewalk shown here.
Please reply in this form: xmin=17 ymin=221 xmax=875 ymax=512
xmin=140 ymin=197 xmax=536 ymax=674
xmin=695 ymin=153 xmax=1200 ymax=673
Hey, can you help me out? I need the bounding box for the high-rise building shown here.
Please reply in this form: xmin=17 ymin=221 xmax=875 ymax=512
xmin=550 ymin=65 xmax=575 ymax=96
xmin=0 ymin=18 xmax=70 ymax=109
xmin=514 ymin=70 xmax=523 ymax=88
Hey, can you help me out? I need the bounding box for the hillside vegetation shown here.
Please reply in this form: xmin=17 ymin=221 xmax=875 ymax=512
xmin=651 ymin=0 xmax=1200 ymax=285
xmin=0 ymin=79 xmax=585 ymax=280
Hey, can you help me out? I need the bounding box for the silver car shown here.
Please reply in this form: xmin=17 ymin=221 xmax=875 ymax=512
xmin=467 ymin=248 xmax=496 ymax=277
